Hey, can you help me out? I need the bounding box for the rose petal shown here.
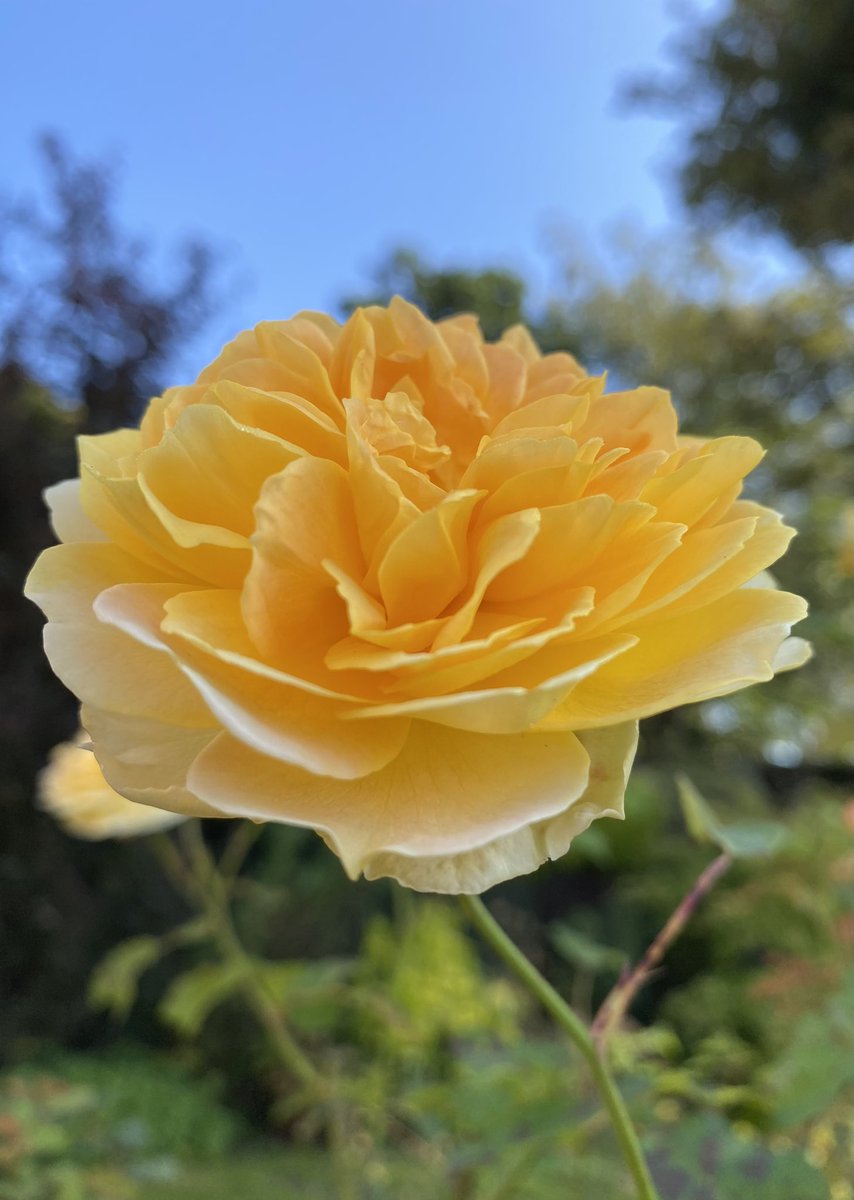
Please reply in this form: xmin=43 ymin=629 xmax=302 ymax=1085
xmin=81 ymin=704 xmax=221 ymax=818
xmin=364 ymin=721 xmax=638 ymax=893
xmin=45 ymin=479 xmax=108 ymax=544
xmin=549 ymin=587 xmax=808 ymax=728
xmin=26 ymin=545 xmax=211 ymax=726
xmin=188 ymin=721 xmax=592 ymax=887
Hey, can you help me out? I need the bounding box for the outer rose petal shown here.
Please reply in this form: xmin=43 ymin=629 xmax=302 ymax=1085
xmin=187 ymin=722 xmax=593 ymax=892
xmin=549 ymin=587 xmax=808 ymax=729
xmin=25 ymin=544 xmax=212 ymax=726
xmin=363 ymin=722 xmax=639 ymax=893
xmin=26 ymin=544 xmax=221 ymax=819
xmin=39 ymin=731 xmax=186 ymax=839
xmin=80 ymin=704 xmax=223 ymax=819
xmin=45 ymin=479 xmax=108 ymax=544
xmin=94 ymin=583 xmax=410 ymax=779
xmin=772 ymin=636 xmax=812 ymax=672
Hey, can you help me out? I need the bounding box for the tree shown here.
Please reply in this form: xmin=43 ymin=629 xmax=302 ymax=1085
xmin=628 ymin=0 xmax=854 ymax=255
xmin=341 ymin=248 xmax=528 ymax=341
xmin=0 ymin=138 xmax=221 ymax=1047
xmin=1 ymin=134 xmax=220 ymax=432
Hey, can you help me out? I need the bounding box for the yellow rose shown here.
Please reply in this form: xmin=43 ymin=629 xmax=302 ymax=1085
xmin=38 ymin=729 xmax=185 ymax=840
xmin=26 ymin=299 xmax=809 ymax=892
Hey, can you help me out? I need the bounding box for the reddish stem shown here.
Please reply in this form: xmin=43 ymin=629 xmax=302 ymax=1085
xmin=591 ymin=852 xmax=732 ymax=1045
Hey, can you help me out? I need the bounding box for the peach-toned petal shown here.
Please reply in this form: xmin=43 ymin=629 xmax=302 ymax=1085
xmin=157 ymin=590 xmax=411 ymax=779
xmin=550 ymin=588 xmax=808 ymax=728
xmin=365 ymin=721 xmax=638 ymax=893
xmin=640 ymin=436 xmax=764 ymax=526
xmin=537 ymin=722 xmax=638 ymax=855
xmin=377 ymin=490 xmax=482 ymax=625
xmin=486 ymin=497 xmax=659 ymax=605
xmin=499 ymin=323 xmax=541 ymax=364
xmin=253 ymin=321 xmax=343 ymax=422
xmin=26 ymin=299 xmax=810 ymax=893
xmin=328 ymin=308 xmax=376 ymax=401
xmin=620 ymin=506 xmax=795 ymax=626
xmin=137 ymin=404 xmax=295 ymax=544
xmin=208 ymin=381 xmax=346 ymax=464
xmin=346 ymin=418 xmax=420 ymax=585
xmin=574 ymin=386 xmax=678 ymax=456
xmin=188 ymin=721 xmax=591 ymax=889
xmin=26 ymin=545 xmax=211 ymax=726
xmin=489 ymin=386 xmax=594 ymax=440
xmin=242 ymin=458 xmax=361 ymax=667
xmin=38 ymin=730 xmax=188 ymax=839
xmin=81 ymin=705 xmax=221 ymax=818
xmin=772 ymin=636 xmax=812 ymax=672
xmin=80 ymin=436 xmax=245 ymax=587
xmin=378 ymin=594 xmax=596 ymax=699
xmin=524 ymin=352 xmax=586 ymax=402
xmin=433 ymin=508 xmax=542 ymax=649
xmin=342 ymin=632 xmax=636 ymax=733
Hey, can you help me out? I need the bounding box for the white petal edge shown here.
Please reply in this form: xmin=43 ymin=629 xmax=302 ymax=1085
xmin=187 ymin=721 xmax=593 ymax=890
xmin=363 ymin=721 xmax=639 ymax=893
xmin=45 ymin=479 xmax=108 ymax=544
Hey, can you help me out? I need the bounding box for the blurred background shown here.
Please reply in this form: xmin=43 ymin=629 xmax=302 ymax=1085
xmin=1 ymin=1 xmax=852 ymax=1197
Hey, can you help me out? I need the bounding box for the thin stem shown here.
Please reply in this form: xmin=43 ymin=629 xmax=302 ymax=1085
xmin=459 ymin=893 xmax=659 ymax=1200
xmin=176 ymin=822 xmax=323 ymax=1094
xmin=591 ymin=852 xmax=732 ymax=1046
xmin=217 ymin=819 xmax=264 ymax=889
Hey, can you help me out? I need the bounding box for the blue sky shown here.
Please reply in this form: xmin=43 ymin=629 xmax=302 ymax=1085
xmin=1 ymin=0 xmax=717 ymax=368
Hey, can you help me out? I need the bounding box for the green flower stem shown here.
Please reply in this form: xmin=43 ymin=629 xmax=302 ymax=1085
xmin=176 ymin=822 xmax=323 ymax=1096
xmin=459 ymin=893 xmax=660 ymax=1200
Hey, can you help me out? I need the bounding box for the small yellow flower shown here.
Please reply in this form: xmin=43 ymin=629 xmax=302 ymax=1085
xmin=39 ymin=731 xmax=184 ymax=840
xmin=26 ymin=300 xmax=808 ymax=891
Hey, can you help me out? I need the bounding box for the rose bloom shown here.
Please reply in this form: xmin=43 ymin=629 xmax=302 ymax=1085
xmin=26 ymin=299 xmax=808 ymax=892
xmin=39 ymin=729 xmax=184 ymax=840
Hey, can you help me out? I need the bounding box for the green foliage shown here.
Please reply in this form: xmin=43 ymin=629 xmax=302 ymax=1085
xmin=259 ymin=958 xmax=354 ymax=1037
xmin=22 ymin=1052 xmax=244 ymax=1162
xmin=88 ymin=937 xmax=163 ymax=1021
xmin=676 ymin=774 xmax=789 ymax=859
xmin=157 ymin=963 xmax=247 ymax=1039
xmin=764 ymin=980 xmax=854 ymax=1129
xmin=549 ymin=924 xmax=626 ymax=975
xmin=0 ymin=140 xmax=220 ymax=1053
xmin=356 ymin=900 xmax=521 ymax=1065
xmin=645 ymin=1113 xmax=830 ymax=1199
xmin=627 ymin=0 xmax=854 ymax=252
xmin=342 ymin=248 xmax=528 ymax=340
xmin=0 ymin=1052 xmax=243 ymax=1200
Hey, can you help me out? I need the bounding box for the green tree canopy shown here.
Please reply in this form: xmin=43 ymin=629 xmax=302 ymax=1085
xmin=628 ymin=0 xmax=854 ymax=255
xmin=342 ymin=248 xmax=528 ymax=341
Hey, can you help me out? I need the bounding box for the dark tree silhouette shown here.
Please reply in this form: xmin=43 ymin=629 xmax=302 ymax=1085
xmin=0 ymin=137 xmax=221 ymax=1049
xmin=1 ymin=134 xmax=219 ymax=432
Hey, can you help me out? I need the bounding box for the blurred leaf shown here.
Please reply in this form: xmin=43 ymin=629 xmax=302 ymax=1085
xmin=166 ymin=916 xmax=212 ymax=947
xmin=258 ymin=958 xmax=353 ymax=1036
xmin=676 ymin=775 xmax=788 ymax=859
xmin=676 ymin=774 xmax=725 ymax=845
xmin=549 ymin=924 xmax=626 ymax=974
xmin=766 ymin=980 xmax=854 ymax=1127
xmin=157 ymin=962 xmax=246 ymax=1038
xmin=88 ymin=937 xmax=162 ymax=1020
xmin=716 ymin=822 xmax=790 ymax=860
xmin=645 ymin=1113 xmax=830 ymax=1199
